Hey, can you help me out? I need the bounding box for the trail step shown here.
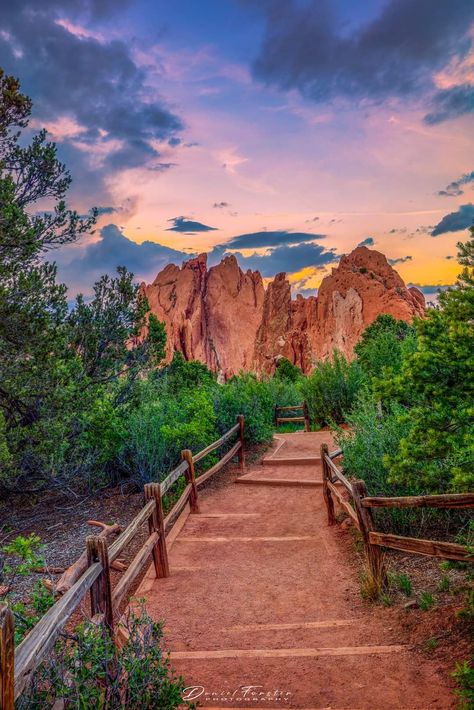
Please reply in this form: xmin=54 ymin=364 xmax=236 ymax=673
xmin=236 ymin=476 xmax=322 ymax=487
xmin=262 ymin=456 xmax=321 ymax=466
xmin=170 ymin=644 xmax=408 ymax=660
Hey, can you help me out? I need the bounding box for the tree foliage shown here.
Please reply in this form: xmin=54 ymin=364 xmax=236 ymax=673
xmin=0 ymin=71 xmax=165 ymax=493
xmin=382 ymin=229 xmax=474 ymax=492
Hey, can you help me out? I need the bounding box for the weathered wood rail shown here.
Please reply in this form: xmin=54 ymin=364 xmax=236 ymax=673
xmin=0 ymin=416 xmax=245 ymax=709
xmin=274 ymin=401 xmax=310 ymax=432
xmin=321 ymin=443 xmax=474 ymax=585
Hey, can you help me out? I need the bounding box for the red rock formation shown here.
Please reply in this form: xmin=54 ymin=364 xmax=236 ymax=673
xmin=310 ymin=247 xmax=425 ymax=361
xmin=142 ymin=253 xmax=264 ymax=379
xmin=143 ymin=246 xmax=425 ymax=377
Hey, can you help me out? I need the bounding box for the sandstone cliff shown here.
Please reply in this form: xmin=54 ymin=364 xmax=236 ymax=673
xmin=142 ymin=246 xmax=425 ymax=376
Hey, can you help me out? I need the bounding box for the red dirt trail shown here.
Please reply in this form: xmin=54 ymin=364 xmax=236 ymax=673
xmin=138 ymin=432 xmax=454 ymax=709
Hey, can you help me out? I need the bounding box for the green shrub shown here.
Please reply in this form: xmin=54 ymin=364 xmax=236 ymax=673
xmin=213 ymin=373 xmax=275 ymax=444
xmin=275 ymin=357 xmax=303 ymax=383
xmin=118 ymin=383 xmax=218 ymax=485
xmin=1 ymin=534 xmax=55 ymax=643
xmin=19 ymin=607 xmax=189 ymax=710
xmin=354 ymin=314 xmax=416 ymax=382
xmin=418 ymin=591 xmax=435 ymax=611
xmin=453 ymin=655 xmax=474 ymax=709
xmin=336 ymin=392 xmax=414 ymax=496
xmin=389 ymin=571 xmax=412 ymax=597
xmin=300 ymin=352 xmax=364 ymax=426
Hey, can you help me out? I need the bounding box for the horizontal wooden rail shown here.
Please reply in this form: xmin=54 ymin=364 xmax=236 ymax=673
xmin=14 ymin=562 xmax=102 ymax=699
xmin=108 ymin=499 xmax=155 ymax=562
xmin=193 ymin=423 xmax=240 ymax=464
xmin=369 ymin=531 xmax=472 ymax=562
xmin=362 ymin=493 xmax=474 ymax=509
xmin=196 ymin=441 xmax=241 ymax=488
xmin=277 ymin=416 xmax=305 ymax=423
xmin=160 ymin=460 xmax=188 ymax=497
xmin=163 ymin=484 xmax=192 ymax=532
xmin=328 ymin=448 xmax=343 ymax=459
xmin=112 ymin=532 xmax=160 ymax=610
xmin=327 ymin=480 xmax=359 ymax=527
xmin=324 ymin=454 xmax=353 ymax=493
xmin=276 ymin=404 xmax=304 ymax=411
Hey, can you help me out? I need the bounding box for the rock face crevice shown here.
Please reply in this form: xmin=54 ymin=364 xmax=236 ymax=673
xmin=142 ymin=246 xmax=425 ymax=377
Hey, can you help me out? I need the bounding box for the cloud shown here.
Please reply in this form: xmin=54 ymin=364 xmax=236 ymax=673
xmin=96 ymin=206 xmax=119 ymax=215
xmin=408 ymin=283 xmax=452 ymax=294
xmin=223 ymin=230 xmax=326 ymax=249
xmin=357 ymin=237 xmax=374 ymax=247
xmin=0 ymin=0 xmax=183 ymax=204
xmin=388 ymin=255 xmax=413 ymax=265
xmin=249 ymin=0 xmax=474 ymax=118
xmin=438 ymin=170 xmax=474 ymax=196
xmin=305 ymin=216 xmax=319 ymax=223
xmin=210 ymin=242 xmax=338 ymax=277
xmin=57 ymin=224 xmax=191 ymax=295
xmin=424 ymin=84 xmax=474 ymax=124
xmin=166 ymin=216 xmax=218 ymax=234
xmin=295 ymin=287 xmax=318 ymax=298
xmin=213 ymin=201 xmax=230 ymax=209
xmin=431 ymin=203 xmax=474 ymax=236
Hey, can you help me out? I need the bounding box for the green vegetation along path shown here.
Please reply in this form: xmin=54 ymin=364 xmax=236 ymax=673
xmin=139 ymin=431 xmax=454 ymax=709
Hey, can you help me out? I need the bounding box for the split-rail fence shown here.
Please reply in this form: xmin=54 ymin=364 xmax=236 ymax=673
xmin=274 ymin=401 xmax=310 ymax=432
xmin=321 ymin=443 xmax=474 ymax=585
xmin=0 ymin=416 xmax=245 ymax=709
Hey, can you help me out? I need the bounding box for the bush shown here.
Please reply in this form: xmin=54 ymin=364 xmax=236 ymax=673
xmin=354 ymin=314 xmax=416 ymax=382
xmin=453 ymin=656 xmax=474 ymax=710
xmin=274 ymin=357 xmax=303 ymax=383
xmin=213 ymin=373 xmax=276 ymax=444
xmin=19 ymin=607 xmax=189 ymax=710
xmin=118 ymin=380 xmax=218 ymax=485
xmin=301 ymin=352 xmax=364 ymax=426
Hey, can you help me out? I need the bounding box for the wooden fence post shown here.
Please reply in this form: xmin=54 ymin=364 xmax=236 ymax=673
xmin=144 ymin=483 xmax=170 ymax=578
xmin=181 ymin=449 xmax=199 ymax=514
xmin=321 ymin=443 xmax=336 ymax=526
xmin=237 ymin=414 xmax=245 ymax=471
xmin=352 ymin=480 xmax=387 ymax=588
xmin=0 ymin=606 xmax=14 ymax=710
xmin=86 ymin=536 xmax=114 ymax=633
xmin=303 ymin=401 xmax=311 ymax=432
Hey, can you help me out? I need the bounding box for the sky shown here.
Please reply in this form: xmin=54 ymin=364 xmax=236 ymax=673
xmin=1 ymin=0 xmax=473 ymax=301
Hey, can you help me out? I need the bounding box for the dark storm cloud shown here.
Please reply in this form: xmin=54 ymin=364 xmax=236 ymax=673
xmin=424 ymin=85 xmax=474 ymax=124
xmin=388 ymin=255 xmax=412 ymax=265
xmin=223 ymin=230 xmax=326 ymax=249
xmin=249 ymin=0 xmax=474 ymax=119
xmin=166 ymin=217 xmax=218 ymax=233
xmin=431 ymin=204 xmax=474 ymax=236
xmin=438 ymin=171 xmax=474 ymax=197
xmin=209 ymin=242 xmax=338 ymax=277
xmin=0 ymin=0 xmax=183 ymax=201
xmin=357 ymin=237 xmax=374 ymax=247
xmin=57 ymin=224 xmax=191 ymax=294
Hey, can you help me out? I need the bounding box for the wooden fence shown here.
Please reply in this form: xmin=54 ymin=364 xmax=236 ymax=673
xmin=274 ymin=402 xmax=310 ymax=432
xmin=321 ymin=443 xmax=474 ymax=585
xmin=0 ymin=415 xmax=245 ymax=709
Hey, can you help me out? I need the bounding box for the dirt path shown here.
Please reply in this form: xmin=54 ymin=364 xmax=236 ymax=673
xmin=139 ymin=432 xmax=454 ymax=709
